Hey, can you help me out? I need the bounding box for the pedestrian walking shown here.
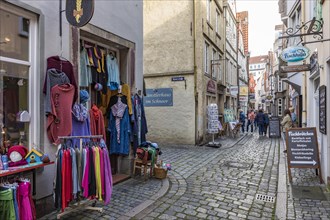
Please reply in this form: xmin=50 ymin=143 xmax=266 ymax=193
xmin=256 ymin=109 xmax=265 ymax=136
xmin=281 ymin=109 xmax=293 ymax=153
xmin=246 ymin=110 xmax=255 ymax=133
xmin=263 ymin=113 xmax=269 ymax=136
xmin=254 ymin=110 xmax=258 ymax=128
xmin=239 ymin=109 xmax=246 ymax=133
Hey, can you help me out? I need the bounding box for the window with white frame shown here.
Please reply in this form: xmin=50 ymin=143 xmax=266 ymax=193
xmin=207 ymin=0 xmax=211 ymax=22
xmin=0 ymin=3 xmax=38 ymax=148
xmin=204 ymin=42 xmax=209 ymax=74
xmin=216 ymin=10 xmax=220 ymax=33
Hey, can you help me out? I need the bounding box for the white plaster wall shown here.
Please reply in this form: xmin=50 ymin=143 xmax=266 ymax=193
xmin=144 ymin=1 xmax=194 ymax=74
xmin=304 ymin=0 xmax=330 ymax=184
xmin=10 ymin=0 xmax=143 ymax=198
xmin=144 ymin=75 xmax=195 ymax=145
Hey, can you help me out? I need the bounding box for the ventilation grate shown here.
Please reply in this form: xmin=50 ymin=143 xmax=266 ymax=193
xmin=255 ymin=194 xmax=275 ymax=203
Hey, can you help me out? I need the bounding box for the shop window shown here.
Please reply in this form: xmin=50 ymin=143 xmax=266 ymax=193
xmin=0 ymin=5 xmax=37 ymax=148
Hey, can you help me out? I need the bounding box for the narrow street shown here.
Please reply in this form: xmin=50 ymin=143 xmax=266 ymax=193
xmin=38 ymin=133 xmax=330 ymax=219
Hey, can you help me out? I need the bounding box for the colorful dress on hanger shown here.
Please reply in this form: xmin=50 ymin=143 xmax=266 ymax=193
xmin=89 ymin=105 xmax=106 ymax=142
xmin=106 ymin=55 xmax=120 ymax=90
xmin=132 ymin=94 xmax=148 ymax=152
xmin=79 ymin=47 xmax=92 ymax=87
xmin=47 ymin=84 xmax=75 ymax=144
xmin=108 ymin=98 xmax=131 ymax=155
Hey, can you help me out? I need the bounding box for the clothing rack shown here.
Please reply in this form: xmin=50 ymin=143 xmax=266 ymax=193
xmin=58 ymin=135 xmax=103 ymax=139
xmin=56 ymin=135 xmax=104 ymax=219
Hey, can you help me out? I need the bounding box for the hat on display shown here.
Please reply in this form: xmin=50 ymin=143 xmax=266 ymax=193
xmin=7 ymin=145 xmax=28 ymax=162
xmin=94 ymin=83 xmax=103 ymax=91
xmin=80 ymin=90 xmax=90 ymax=103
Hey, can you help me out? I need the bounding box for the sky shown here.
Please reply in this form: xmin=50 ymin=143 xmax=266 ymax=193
xmin=236 ymin=0 xmax=282 ymax=57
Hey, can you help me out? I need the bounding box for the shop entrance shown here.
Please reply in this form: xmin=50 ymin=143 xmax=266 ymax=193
xmin=79 ymin=27 xmax=136 ymax=182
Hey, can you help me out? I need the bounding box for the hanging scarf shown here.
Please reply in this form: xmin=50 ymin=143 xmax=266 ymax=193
xmin=72 ymin=103 xmax=88 ymax=122
xmin=111 ymin=98 xmax=127 ymax=143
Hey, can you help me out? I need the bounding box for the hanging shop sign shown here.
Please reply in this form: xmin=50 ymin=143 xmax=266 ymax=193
xmin=286 ymin=127 xmax=323 ymax=183
xmin=280 ymin=64 xmax=310 ymax=73
xmin=144 ymin=88 xmax=173 ymax=107
xmin=66 ymin=0 xmax=95 ymax=27
xmin=319 ymin=85 xmax=326 ymax=134
xmin=280 ymin=46 xmax=310 ymax=63
xmin=207 ymin=80 xmax=216 ymax=94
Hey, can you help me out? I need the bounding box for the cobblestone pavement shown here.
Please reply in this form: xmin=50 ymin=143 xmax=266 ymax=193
xmin=40 ymin=133 xmax=330 ymax=220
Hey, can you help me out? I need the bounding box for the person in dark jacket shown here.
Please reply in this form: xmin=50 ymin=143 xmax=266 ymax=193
xmin=239 ymin=109 xmax=246 ymax=133
xmin=263 ymin=113 xmax=269 ymax=136
xmin=255 ymin=109 xmax=265 ymax=136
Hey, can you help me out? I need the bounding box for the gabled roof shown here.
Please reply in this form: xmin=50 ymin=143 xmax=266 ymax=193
xmin=249 ymin=55 xmax=269 ymax=64
xmin=25 ymin=149 xmax=43 ymax=158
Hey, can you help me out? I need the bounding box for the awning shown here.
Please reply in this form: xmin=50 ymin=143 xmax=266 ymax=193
xmin=282 ymin=78 xmax=301 ymax=94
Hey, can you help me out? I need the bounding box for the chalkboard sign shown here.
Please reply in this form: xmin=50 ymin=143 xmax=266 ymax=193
xmin=319 ymin=85 xmax=326 ymax=134
xmin=269 ymin=116 xmax=281 ymax=138
xmin=286 ymin=127 xmax=323 ymax=183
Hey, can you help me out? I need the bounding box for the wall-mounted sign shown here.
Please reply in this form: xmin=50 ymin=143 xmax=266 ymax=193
xmin=230 ymin=86 xmax=238 ymax=96
xmin=239 ymin=86 xmax=248 ymax=96
xmin=172 ymin=76 xmax=185 ymax=81
xmin=239 ymin=96 xmax=248 ymax=102
xmin=280 ymin=46 xmax=310 ymax=63
xmin=280 ymin=64 xmax=310 ymax=73
xmin=319 ymin=85 xmax=326 ymax=134
xmin=286 ymin=127 xmax=323 ymax=183
xmin=66 ymin=0 xmax=95 ymax=27
xmin=207 ymin=80 xmax=216 ymax=94
xmin=144 ymin=88 xmax=173 ymax=107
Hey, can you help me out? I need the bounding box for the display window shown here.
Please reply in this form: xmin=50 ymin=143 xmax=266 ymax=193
xmin=0 ymin=3 xmax=38 ymax=151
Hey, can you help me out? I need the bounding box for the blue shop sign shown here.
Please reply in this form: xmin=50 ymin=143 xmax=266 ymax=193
xmin=280 ymin=46 xmax=310 ymax=63
xmin=144 ymin=88 xmax=173 ymax=107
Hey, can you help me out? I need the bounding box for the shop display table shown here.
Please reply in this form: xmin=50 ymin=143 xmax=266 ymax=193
xmin=0 ymin=162 xmax=54 ymax=196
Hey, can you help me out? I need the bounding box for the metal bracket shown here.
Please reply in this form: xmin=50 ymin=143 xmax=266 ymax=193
xmin=278 ymin=17 xmax=323 ymax=41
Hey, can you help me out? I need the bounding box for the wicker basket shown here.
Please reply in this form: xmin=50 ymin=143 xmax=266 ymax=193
xmin=154 ymin=167 xmax=168 ymax=179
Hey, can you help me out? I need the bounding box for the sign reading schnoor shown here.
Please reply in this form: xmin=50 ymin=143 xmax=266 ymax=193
xmin=144 ymin=88 xmax=173 ymax=107
xmin=286 ymin=127 xmax=323 ymax=183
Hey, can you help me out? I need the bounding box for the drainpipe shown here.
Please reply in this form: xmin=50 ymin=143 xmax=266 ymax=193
xmin=193 ymin=0 xmax=198 ymax=144
xmin=302 ymin=0 xmax=307 ymax=127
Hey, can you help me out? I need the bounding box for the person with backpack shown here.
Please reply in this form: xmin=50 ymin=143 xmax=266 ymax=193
xmin=239 ymin=109 xmax=246 ymax=133
xmin=255 ymin=109 xmax=265 ymax=136
xmin=263 ymin=113 xmax=270 ymax=136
